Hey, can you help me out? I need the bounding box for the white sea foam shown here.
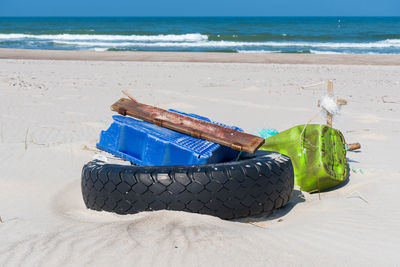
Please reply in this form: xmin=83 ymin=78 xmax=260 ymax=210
xmin=0 ymin=33 xmax=208 ymax=42
xmin=91 ymin=47 xmax=108 ymax=52
xmin=237 ymin=50 xmax=280 ymax=53
xmin=384 ymin=39 xmax=400 ymax=44
xmin=2 ymin=33 xmax=400 ymax=51
xmin=309 ymin=50 xmax=348 ymax=55
xmin=54 ymin=40 xmax=266 ymax=47
xmin=51 ymin=39 xmax=400 ymax=49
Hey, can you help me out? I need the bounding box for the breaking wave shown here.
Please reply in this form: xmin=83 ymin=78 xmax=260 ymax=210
xmin=51 ymin=39 xmax=400 ymax=49
xmin=0 ymin=33 xmax=208 ymax=42
xmin=0 ymin=32 xmax=399 ymax=53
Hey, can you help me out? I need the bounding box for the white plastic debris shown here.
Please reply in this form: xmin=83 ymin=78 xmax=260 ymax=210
xmin=320 ymin=95 xmax=340 ymax=115
xmin=93 ymin=153 xmax=108 ymax=162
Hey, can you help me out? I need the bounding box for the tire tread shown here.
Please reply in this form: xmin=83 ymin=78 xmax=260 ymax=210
xmin=81 ymin=152 xmax=294 ymax=219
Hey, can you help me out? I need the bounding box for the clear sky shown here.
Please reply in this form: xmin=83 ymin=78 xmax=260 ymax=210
xmin=1 ymin=0 xmax=399 ymax=17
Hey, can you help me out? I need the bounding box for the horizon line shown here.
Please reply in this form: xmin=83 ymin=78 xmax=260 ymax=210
xmin=1 ymin=15 xmax=399 ymax=18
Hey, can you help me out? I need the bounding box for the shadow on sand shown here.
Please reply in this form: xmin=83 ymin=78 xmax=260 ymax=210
xmin=236 ymin=189 xmax=306 ymax=223
xmin=238 ymin=164 xmax=352 ymax=224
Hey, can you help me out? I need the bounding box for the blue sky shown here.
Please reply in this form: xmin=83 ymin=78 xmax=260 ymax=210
xmin=1 ymin=0 xmax=399 ymax=16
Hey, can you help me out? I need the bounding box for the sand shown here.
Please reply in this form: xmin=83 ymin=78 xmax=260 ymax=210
xmin=2 ymin=48 xmax=400 ymax=65
xmin=0 ymin=50 xmax=399 ymax=266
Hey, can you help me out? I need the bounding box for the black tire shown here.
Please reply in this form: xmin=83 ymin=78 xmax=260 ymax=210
xmin=81 ymin=151 xmax=294 ymax=219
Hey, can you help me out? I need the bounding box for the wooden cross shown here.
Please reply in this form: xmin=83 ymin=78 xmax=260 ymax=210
xmin=317 ymin=81 xmax=347 ymax=127
xmin=304 ymin=80 xmax=360 ymax=150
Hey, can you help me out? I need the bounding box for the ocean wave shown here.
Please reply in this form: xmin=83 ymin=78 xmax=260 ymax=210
xmin=2 ymin=32 xmax=400 ymax=53
xmin=0 ymin=33 xmax=208 ymax=42
xmin=53 ymin=39 xmax=400 ymax=49
xmin=309 ymin=50 xmax=348 ymax=55
xmin=237 ymin=50 xmax=280 ymax=53
xmin=91 ymin=47 xmax=109 ymax=52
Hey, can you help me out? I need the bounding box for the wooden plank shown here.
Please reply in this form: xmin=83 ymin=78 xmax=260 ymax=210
xmin=111 ymin=98 xmax=265 ymax=153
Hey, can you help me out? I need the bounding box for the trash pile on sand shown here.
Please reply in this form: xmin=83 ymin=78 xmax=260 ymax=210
xmin=81 ymin=82 xmax=361 ymax=220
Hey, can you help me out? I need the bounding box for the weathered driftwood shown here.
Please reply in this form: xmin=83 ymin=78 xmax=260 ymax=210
xmin=111 ymin=98 xmax=265 ymax=153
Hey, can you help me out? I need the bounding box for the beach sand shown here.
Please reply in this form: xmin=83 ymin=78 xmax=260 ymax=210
xmin=0 ymin=50 xmax=399 ymax=266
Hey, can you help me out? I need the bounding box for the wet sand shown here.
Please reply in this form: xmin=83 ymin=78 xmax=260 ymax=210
xmin=1 ymin=48 xmax=400 ymax=65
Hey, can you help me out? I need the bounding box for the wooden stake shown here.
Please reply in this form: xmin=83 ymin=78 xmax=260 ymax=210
xmin=317 ymin=81 xmax=347 ymax=128
xmin=336 ymin=99 xmax=348 ymax=105
xmin=122 ymin=90 xmax=137 ymax=102
xmin=326 ymin=81 xmax=334 ymax=127
xmin=347 ymin=143 xmax=361 ymax=151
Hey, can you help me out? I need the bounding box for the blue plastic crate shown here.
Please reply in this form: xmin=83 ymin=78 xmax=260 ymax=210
xmin=96 ymin=110 xmax=242 ymax=166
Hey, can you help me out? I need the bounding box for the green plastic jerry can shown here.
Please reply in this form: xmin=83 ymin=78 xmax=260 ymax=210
xmin=259 ymin=124 xmax=348 ymax=192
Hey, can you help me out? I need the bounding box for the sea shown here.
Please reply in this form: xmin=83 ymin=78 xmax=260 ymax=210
xmin=0 ymin=17 xmax=400 ymax=54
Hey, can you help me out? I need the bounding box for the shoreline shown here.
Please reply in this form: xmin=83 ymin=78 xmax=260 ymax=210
xmin=1 ymin=48 xmax=400 ymax=65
